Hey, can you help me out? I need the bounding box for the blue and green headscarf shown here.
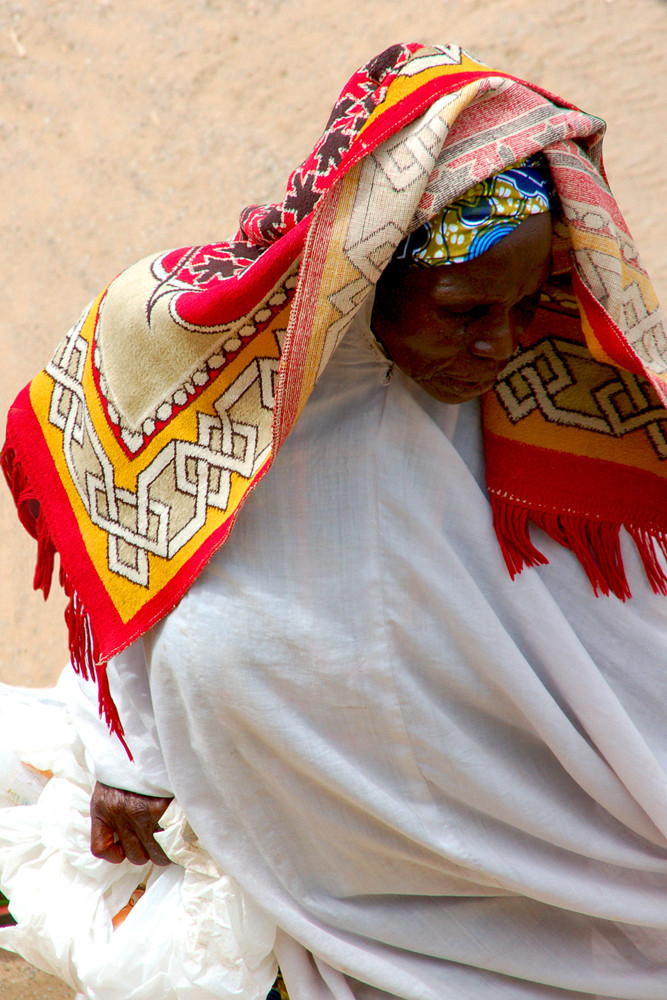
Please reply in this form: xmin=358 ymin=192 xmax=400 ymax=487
xmin=396 ymin=154 xmax=553 ymax=265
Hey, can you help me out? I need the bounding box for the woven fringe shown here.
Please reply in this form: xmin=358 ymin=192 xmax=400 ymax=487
xmin=59 ymin=569 xmax=131 ymax=759
xmin=34 ymin=506 xmax=56 ymax=600
xmin=531 ymin=511 xmax=631 ymax=600
xmin=2 ymin=444 xmax=131 ymax=759
xmin=488 ymin=496 xmax=667 ymax=601
xmin=490 ymin=498 xmax=549 ymax=578
xmin=627 ymin=526 xmax=667 ymax=597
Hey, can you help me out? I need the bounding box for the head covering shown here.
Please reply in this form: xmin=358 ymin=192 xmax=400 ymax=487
xmin=3 ymin=43 xmax=667 ymax=750
xmin=394 ymin=153 xmax=553 ymax=265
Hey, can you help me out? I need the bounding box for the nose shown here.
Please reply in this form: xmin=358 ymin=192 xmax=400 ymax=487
xmin=469 ymin=308 xmax=517 ymax=362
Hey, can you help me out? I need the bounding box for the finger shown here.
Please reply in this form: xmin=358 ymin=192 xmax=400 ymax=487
xmin=128 ymin=813 xmax=171 ymax=867
xmin=114 ymin=821 xmax=152 ymax=866
xmin=90 ymin=816 xmax=127 ymax=864
xmin=90 ymin=782 xmax=173 ymax=867
xmin=141 ymin=834 xmax=171 ymax=867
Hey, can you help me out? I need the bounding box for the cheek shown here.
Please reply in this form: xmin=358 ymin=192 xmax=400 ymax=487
xmin=371 ymin=278 xmax=469 ymax=371
xmin=397 ymin=316 xmax=468 ymax=369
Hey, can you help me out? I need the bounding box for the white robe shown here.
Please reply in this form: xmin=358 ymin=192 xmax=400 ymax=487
xmin=67 ymin=299 xmax=667 ymax=1000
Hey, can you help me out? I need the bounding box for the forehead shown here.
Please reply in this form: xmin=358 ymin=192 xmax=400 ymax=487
xmin=404 ymin=213 xmax=553 ymax=304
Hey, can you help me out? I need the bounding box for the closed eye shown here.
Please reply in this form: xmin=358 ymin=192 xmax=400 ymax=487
xmin=438 ymin=303 xmax=488 ymax=320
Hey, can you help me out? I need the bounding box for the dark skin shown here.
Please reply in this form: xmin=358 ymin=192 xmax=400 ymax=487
xmin=90 ymin=212 xmax=553 ymax=867
xmin=371 ymin=212 xmax=553 ymax=404
xmin=90 ymin=781 xmax=172 ymax=866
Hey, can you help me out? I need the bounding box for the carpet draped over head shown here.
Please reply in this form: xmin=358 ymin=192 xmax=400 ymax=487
xmin=3 ymin=43 xmax=667 ymax=750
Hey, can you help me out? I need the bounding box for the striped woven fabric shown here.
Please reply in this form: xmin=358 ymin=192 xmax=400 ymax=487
xmin=3 ymin=43 xmax=666 ymax=748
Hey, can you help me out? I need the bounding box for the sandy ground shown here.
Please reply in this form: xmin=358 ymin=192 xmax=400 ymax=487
xmin=0 ymin=0 xmax=665 ymax=995
xmin=0 ymin=948 xmax=74 ymax=1000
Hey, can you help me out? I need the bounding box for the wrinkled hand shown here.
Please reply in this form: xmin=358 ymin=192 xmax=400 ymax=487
xmin=90 ymin=781 xmax=174 ymax=866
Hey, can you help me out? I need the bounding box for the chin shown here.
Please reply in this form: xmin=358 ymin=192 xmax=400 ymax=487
xmin=420 ymin=379 xmax=495 ymax=405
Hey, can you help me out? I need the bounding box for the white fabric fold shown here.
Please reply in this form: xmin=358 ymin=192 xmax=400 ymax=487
xmin=69 ymin=307 xmax=667 ymax=999
xmin=64 ymin=645 xmax=172 ymax=798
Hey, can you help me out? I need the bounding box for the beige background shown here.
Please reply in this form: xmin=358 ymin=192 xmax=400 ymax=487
xmin=0 ymin=0 xmax=666 ymax=995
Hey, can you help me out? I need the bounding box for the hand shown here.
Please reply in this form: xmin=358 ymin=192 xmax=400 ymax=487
xmin=90 ymin=781 xmax=174 ymax=866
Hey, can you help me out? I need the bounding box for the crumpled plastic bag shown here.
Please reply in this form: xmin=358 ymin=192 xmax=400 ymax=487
xmin=0 ymin=681 xmax=278 ymax=999
xmin=0 ymin=682 xmax=68 ymax=806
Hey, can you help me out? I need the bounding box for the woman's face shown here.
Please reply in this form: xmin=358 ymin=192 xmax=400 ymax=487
xmin=371 ymin=213 xmax=553 ymax=404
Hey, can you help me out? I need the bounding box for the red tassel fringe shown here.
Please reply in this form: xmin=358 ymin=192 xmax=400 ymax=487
xmin=531 ymin=511 xmax=631 ymax=600
xmin=627 ymin=526 xmax=667 ymax=598
xmin=490 ymin=499 xmax=549 ymax=578
xmin=59 ymin=569 xmax=132 ymax=758
xmin=34 ymin=507 xmax=56 ymax=600
xmin=2 ymin=445 xmax=132 ymax=759
xmin=491 ymin=495 xmax=667 ymax=601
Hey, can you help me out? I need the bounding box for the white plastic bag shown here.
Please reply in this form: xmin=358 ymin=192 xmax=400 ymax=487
xmin=0 ymin=680 xmax=278 ymax=999
xmin=0 ymin=683 xmax=67 ymax=806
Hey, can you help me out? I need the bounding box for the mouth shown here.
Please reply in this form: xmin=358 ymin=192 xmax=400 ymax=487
xmin=423 ymin=371 xmax=499 ymax=397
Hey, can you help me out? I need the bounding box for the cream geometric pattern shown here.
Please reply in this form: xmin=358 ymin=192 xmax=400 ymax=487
xmin=46 ymin=316 xmax=284 ymax=587
xmin=92 ymin=269 xmax=298 ymax=455
xmin=496 ymin=337 xmax=667 ymax=459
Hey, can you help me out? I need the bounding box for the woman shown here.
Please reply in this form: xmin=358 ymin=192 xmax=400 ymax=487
xmin=4 ymin=42 xmax=667 ymax=999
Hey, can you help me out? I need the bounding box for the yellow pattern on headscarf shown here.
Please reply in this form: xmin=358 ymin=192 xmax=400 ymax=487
xmin=401 ymin=155 xmax=552 ymax=265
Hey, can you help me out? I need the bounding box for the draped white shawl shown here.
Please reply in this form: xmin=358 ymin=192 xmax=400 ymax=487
xmin=67 ymin=300 xmax=667 ymax=1000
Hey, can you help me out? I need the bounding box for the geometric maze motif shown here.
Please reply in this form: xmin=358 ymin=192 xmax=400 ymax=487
xmin=46 ymin=318 xmax=282 ymax=587
xmin=326 ymin=89 xmax=464 ymax=350
xmin=495 ymin=337 xmax=667 ymax=460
